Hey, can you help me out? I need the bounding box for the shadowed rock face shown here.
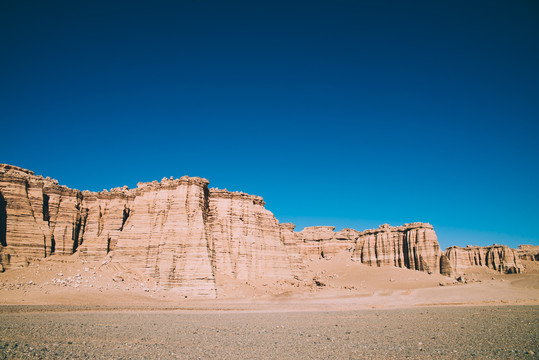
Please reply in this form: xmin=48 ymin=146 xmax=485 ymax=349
xmin=0 ymin=164 xmax=524 ymax=296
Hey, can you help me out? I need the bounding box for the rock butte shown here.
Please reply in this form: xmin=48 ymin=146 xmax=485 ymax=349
xmin=0 ymin=164 xmax=527 ymax=297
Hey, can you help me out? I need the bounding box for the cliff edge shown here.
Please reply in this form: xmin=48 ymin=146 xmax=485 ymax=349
xmin=0 ymin=164 xmax=525 ymax=297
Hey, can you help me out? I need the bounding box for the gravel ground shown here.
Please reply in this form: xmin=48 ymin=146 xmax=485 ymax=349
xmin=0 ymin=305 xmax=537 ymax=359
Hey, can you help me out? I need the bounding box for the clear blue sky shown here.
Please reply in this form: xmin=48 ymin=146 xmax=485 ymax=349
xmin=1 ymin=1 xmax=538 ymax=250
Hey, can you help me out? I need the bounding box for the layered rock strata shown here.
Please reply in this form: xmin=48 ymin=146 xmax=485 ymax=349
xmin=353 ymin=223 xmax=441 ymax=273
xmin=441 ymin=245 xmax=523 ymax=275
xmin=111 ymin=177 xmax=217 ymax=296
xmin=207 ymin=189 xmax=293 ymax=283
xmin=517 ymin=245 xmax=539 ymax=261
xmin=279 ymin=223 xmax=441 ymax=274
xmin=0 ymin=164 xmax=527 ymax=297
xmin=0 ymin=165 xmax=85 ymax=265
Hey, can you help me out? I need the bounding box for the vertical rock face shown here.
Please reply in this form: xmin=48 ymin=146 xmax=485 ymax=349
xmin=517 ymin=245 xmax=539 ymax=261
xmin=111 ymin=177 xmax=216 ymax=296
xmin=0 ymin=165 xmax=84 ymax=266
xmin=77 ymin=190 xmax=133 ymax=260
xmin=3 ymin=163 xmax=529 ymax=296
xmin=207 ymin=189 xmax=293 ymax=282
xmin=0 ymin=165 xmax=298 ymax=296
xmin=439 ymin=254 xmax=454 ymax=277
xmin=402 ymin=224 xmax=441 ymax=274
xmin=283 ymin=223 xmax=441 ymax=274
xmin=297 ymin=226 xmax=339 ymax=259
xmin=442 ymin=245 xmax=523 ymax=275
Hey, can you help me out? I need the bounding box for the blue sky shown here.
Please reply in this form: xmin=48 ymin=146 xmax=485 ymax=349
xmin=1 ymin=0 xmax=538 ymax=249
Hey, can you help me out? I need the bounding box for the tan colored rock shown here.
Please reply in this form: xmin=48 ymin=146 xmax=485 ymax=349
xmin=439 ymin=254 xmax=453 ymax=277
xmin=299 ymin=226 xmax=337 ymax=259
xmin=351 ymin=223 xmax=440 ymax=274
xmin=281 ymin=222 xmax=440 ymax=274
xmin=207 ymin=189 xmax=293 ymax=285
xmin=43 ymin=185 xmax=84 ymax=256
xmin=517 ymin=245 xmax=539 ymax=261
xmin=77 ymin=191 xmax=133 ymax=260
xmin=283 ymin=222 xmax=441 ymax=273
xmin=111 ymin=177 xmax=217 ymax=297
xmin=279 ymin=223 xmax=307 ymax=276
xmin=0 ymin=165 xmax=83 ymax=268
xmin=5 ymin=163 xmax=528 ymax=297
xmin=281 ymin=227 xmax=357 ymax=260
xmin=443 ymin=245 xmax=523 ymax=275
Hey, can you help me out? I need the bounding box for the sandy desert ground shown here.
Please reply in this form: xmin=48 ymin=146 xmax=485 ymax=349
xmin=0 ymin=306 xmax=537 ymax=359
xmin=1 ymin=254 xmax=538 ymax=359
xmin=1 ymin=252 xmax=538 ymax=310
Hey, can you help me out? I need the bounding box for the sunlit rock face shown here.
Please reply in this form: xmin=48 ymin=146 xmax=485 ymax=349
xmin=0 ymin=165 xmax=84 ymax=266
xmin=207 ymin=189 xmax=293 ymax=284
xmin=77 ymin=190 xmax=134 ymax=260
xmin=2 ymin=163 xmax=523 ymax=296
xmin=354 ymin=223 xmax=441 ymax=274
xmin=281 ymin=222 xmax=441 ymax=274
xmin=111 ymin=177 xmax=217 ymax=297
xmin=442 ymin=245 xmax=523 ymax=275
xmin=517 ymin=245 xmax=539 ymax=262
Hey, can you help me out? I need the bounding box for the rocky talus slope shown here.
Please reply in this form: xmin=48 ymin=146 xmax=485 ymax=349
xmin=0 ymin=164 xmax=525 ymax=297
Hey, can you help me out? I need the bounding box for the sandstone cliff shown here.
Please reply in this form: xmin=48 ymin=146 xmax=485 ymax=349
xmin=517 ymin=245 xmax=539 ymax=261
xmin=279 ymin=223 xmax=441 ymax=274
xmin=0 ymin=165 xmax=297 ymax=297
xmin=441 ymin=245 xmax=523 ymax=276
xmin=0 ymin=164 xmax=528 ymax=297
xmin=0 ymin=165 xmax=84 ymax=265
xmin=111 ymin=177 xmax=217 ymax=297
xmin=207 ymin=189 xmax=293 ymax=284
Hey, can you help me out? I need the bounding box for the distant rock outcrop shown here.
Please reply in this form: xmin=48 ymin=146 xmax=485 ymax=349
xmin=517 ymin=245 xmax=539 ymax=261
xmin=354 ymin=223 xmax=441 ymax=274
xmin=441 ymin=245 xmax=523 ymax=275
xmin=0 ymin=164 xmax=526 ymax=297
xmin=279 ymin=223 xmax=441 ymax=274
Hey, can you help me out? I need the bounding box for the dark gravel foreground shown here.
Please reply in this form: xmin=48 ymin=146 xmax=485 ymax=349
xmin=0 ymin=306 xmax=537 ymax=359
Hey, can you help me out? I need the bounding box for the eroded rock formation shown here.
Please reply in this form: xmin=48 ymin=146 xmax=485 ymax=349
xmin=0 ymin=165 xmax=297 ymax=297
xmin=0 ymin=165 xmax=84 ymax=264
xmin=0 ymin=164 xmax=527 ymax=296
xmin=207 ymin=189 xmax=293 ymax=283
xmin=441 ymin=245 xmax=523 ymax=275
xmin=279 ymin=223 xmax=441 ymax=274
xmin=517 ymin=245 xmax=539 ymax=261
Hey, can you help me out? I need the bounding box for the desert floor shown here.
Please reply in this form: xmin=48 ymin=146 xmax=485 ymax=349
xmin=0 ymin=306 xmax=537 ymax=359
xmin=1 ymin=255 xmax=538 ymax=359
xmin=1 ymin=253 xmax=538 ymax=310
